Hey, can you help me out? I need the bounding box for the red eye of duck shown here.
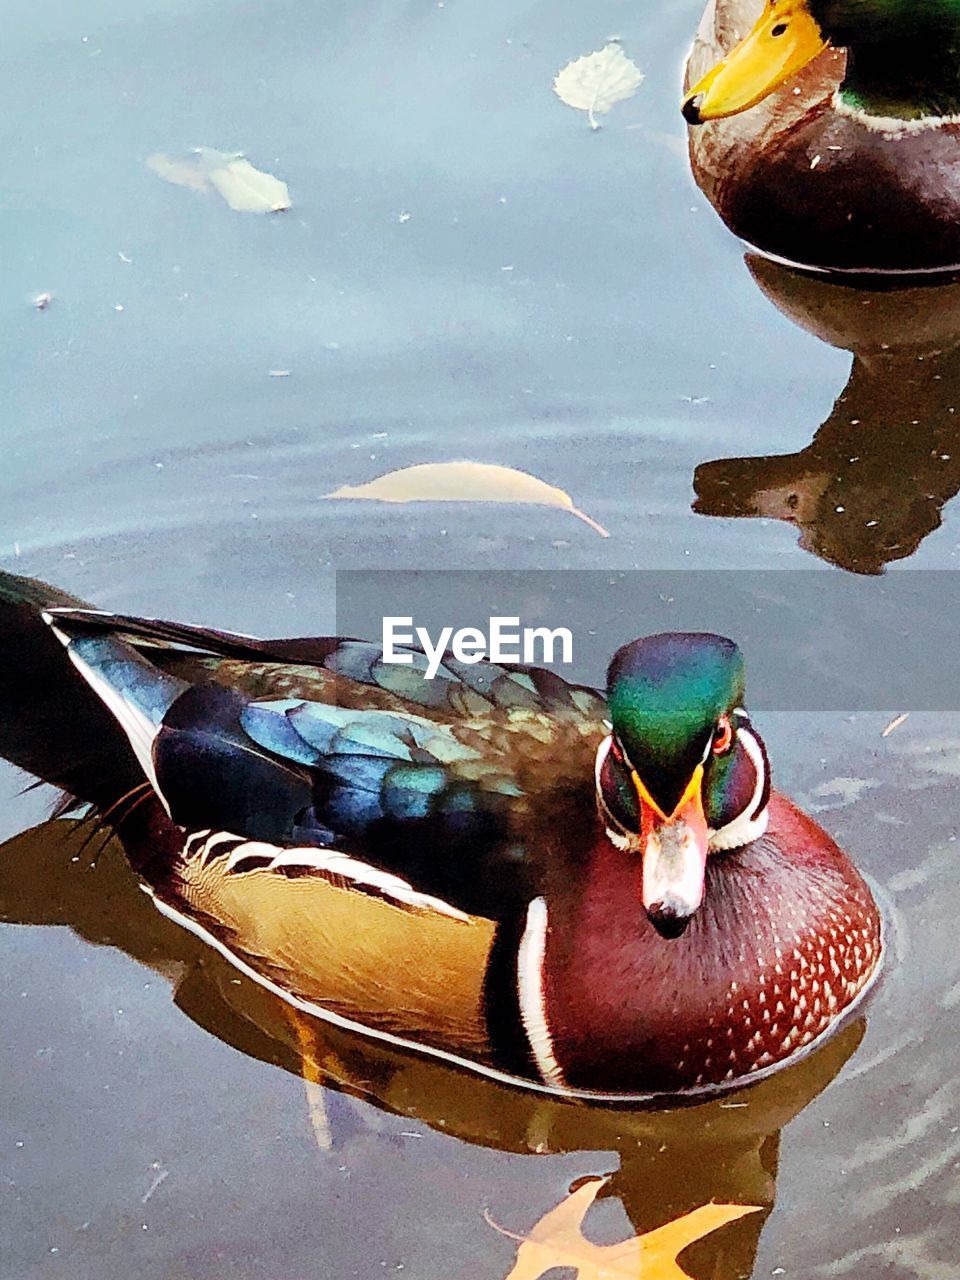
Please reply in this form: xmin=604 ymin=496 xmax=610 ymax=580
xmin=712 ymin=716 xmax=733 ymax=755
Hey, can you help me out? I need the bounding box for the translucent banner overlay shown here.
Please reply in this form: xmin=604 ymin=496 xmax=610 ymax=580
xmin=335 ymin=570 xmax=960 ymax=711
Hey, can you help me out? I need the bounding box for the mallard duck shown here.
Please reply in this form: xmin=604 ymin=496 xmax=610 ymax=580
xmin=0 ymin=571 xmax=883 ymax=1100
xmin=694 ymin=256 xmax=960 ymax=572
xmin=683 ymin=1 xmax=960 ymax=273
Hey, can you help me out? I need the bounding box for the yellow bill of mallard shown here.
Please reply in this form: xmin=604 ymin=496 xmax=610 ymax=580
xmin=683 ymin=0 xmax=828 ymax=123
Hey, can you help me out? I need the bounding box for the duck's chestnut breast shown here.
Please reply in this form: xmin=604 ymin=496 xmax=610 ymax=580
xmin=540 ymin=794 xmax=882 ymax=1094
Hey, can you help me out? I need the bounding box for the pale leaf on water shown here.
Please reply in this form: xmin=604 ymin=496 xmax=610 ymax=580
xmin=322 ymin=462 xmax=608 ymax=537
xmin=203 ymin=153 xmax=291 ymax=213
xmin=146 ymin=152 xmax=210 ymax=194
xmin=553 ymin=43 xmax=644 ymax=130
xmin=489 ymin=1177 xmax=761 ymax=1280
xmin=147 ymin=148 xmax=291 ymax=213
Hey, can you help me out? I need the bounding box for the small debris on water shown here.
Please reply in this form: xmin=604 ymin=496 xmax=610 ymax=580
xmin=141 ymin=1166 xmax=168 ymax=1204
xmin=882 ymin=713 xmax=909 ymax=738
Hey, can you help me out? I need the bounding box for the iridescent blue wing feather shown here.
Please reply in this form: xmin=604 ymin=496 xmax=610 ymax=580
xmin=23 ymin=603 xmax=606 ymax=917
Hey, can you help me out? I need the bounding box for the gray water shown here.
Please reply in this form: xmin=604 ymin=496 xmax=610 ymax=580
xmin=2 ymin=1 xmax=959 ymax=1277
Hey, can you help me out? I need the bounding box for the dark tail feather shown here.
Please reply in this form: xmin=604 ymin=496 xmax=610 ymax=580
xmin=0 ymin=571 xmax=145 ymax=811
xmin=45 ymin=606 xmax=347 ymax=666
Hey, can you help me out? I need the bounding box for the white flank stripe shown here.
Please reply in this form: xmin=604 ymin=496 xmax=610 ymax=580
xmin=516 ymin=897 xmax=566 ymax=1089
xmin=213 ymin=837 xmax=470 ymax=923
xmin=45 ymin=620 xmax=168 ymax=811
xmin=141 ymin=883 xmax=884 ymax=1105
xmin=196 ymin=831 xmax=245 ymax=864
xmin=221 ymin=839 xmax=284 ymax=870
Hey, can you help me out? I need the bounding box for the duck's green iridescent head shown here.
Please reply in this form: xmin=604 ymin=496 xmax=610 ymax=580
xmin=597 ymin=633 xmax=770 ymax=939
xmin=684 ymin=0 xmax=960 ymax=124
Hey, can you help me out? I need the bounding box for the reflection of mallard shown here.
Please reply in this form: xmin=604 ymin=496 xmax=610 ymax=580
xmin=683 ymin=2 xmax=960 ymax=273
xmin=695 ymin=257 xmax=960 ymax=573
xmin=0 ymin=571 xmax=882 ymax=1099
xmin=0 ymin=816 xmax=866 ymax=1280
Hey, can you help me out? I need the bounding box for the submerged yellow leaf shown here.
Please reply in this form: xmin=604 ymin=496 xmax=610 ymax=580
xmin=554 ymin=43 xmax=645 ymax=130
xmin=323 ymin=462 xmax=608 ymax=536
xmin=286 ymin=1008 xmax=333 ymax=1152
xmin=491 ymin=1178 xmax=760 ymax=1280
xmin=147 ymin=148 xmax=291 ymax=213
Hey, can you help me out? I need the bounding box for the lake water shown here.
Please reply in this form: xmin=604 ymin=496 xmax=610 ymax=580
xmin=2 ymin=1 xmax=959 ymax=1277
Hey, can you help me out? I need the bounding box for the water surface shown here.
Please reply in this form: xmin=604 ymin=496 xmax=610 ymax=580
xmin=2 ymin=1 xmax=959 ymax=1276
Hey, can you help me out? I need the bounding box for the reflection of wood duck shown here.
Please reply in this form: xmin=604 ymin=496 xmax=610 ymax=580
xmin=0 ymin=816 xmax=866 ymax=1280
xmin=694 ymin=257 xmax=960 ymax=573
xmin=683 ymin=0 xmax=960 ymax=273
xmin=0 ymin=570 xmax=882 ymax=1100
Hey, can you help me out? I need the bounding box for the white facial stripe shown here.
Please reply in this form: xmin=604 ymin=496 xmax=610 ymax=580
xmin=605 ymin=826 xmax=635 ymax=852
xmin=709 ymin=725 xmax=769 ymax=852
xmin=594 ymin=734 xmax=612 ymax=793
xmin=597 ymin=718 xmax=769 ymax=855
xmin=594 ymin=735 xmax=643 ymax=852
xmin=516 ymin=897 xmax=566 ymax=1089
xmin=736 ymin=726 xmax=766 ymax=817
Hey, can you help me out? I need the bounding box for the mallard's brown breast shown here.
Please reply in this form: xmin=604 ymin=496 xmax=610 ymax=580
xmin=717 ymin=105 xmax=960 ymax=272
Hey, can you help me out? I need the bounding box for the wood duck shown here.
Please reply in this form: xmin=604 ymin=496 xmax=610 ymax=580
xmin=0 ymin=815 xmax=870 ymax=1280
xmin=0 ymin=814 xmax=870 ymax=1274
xmin=683 ymin=0 xmax=960 ymax=273
xmin=0 ymin=571 xmax=883 ymax=1100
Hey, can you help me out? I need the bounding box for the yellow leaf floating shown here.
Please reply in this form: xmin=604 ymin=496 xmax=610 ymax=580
xmin=553 ymin=43 xmax=645 ymax=130
xmin=147 ymin=148 xmax=291 ymax=213
xmin=323 ymin=462 xmax=609 ymax=537
xmin=490 ymin=1177 xmax=761 ymax=1280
